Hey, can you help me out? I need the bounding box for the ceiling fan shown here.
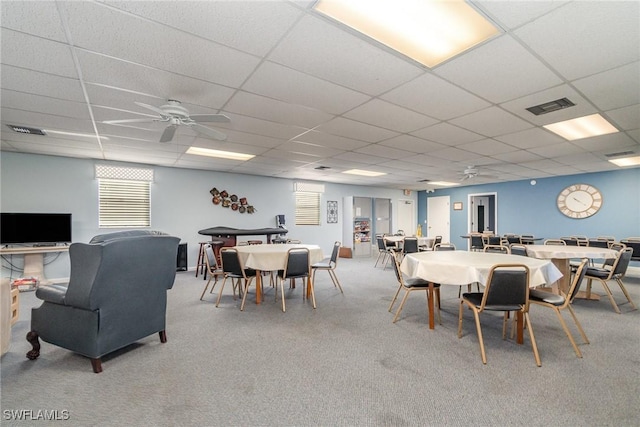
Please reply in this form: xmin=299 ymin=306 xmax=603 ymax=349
xmin=104 ymin=99 xmax=230 ymax=142
xmin=458 ymin=165 xmax=499 ymax=181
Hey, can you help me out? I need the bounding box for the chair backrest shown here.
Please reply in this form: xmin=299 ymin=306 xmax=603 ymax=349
xmin=396 ymin=230 xmax=405 ymax=236
xmin=470 ymin=234 xmax=484 ymax=249
xmin=403 ymin=237 xmax=419 ymax=254
xmin=484 ymin=244 xmax=510 ymax=254
xmin=544 ymin=239 xmax=566 ymax=246
xmin=283 ymin=248 xmax=310 ymax=279
xmin=481 ymin=264 xmax=530 ymax=310
xmin=561 ymin=237 xmax=578 ymax=246
xmin=505 ymin=235 xmax=521 ymax=244
xmin=220 ymin=248 xmax=244 ymax=276
xmin=330 ymin=241 xmax=341 ymax=264
xmin=376 ymin=236 xmax=386 ymax=251
xmin=509 ymin=244 xmax=528 ymax=257
xmin=567 ymin=259 xmax=589 ymax=303
xmin=434 ymin=242 xmax=456 ymax=251
xmin=391 ymin=253 xmax=404 ymax=286
xmin=588 ymin=239 xmax=609 ymax=248
xmin=608 ymin=242 xmax=626 ymax=251
xmin=204 ymin=244 xmax=219 ymax=272
xmin=520 ymin=235 xmax=534 ymax=244
xmin=612 ymin=248 xmax=633 ymax=277
xmin=433 ymin=236 xmax=442 ymax=246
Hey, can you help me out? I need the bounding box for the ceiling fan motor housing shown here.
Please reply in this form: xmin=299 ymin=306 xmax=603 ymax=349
xmin=161 ymin=100 xmax=190 ymax=118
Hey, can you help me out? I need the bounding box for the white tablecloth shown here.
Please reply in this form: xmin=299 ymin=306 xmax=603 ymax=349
xmin=233 ymin=244 xmax=324 ymax=271
xmin=401 ymin=251 xmax=562 ymax=287
xmin=525 ymin=244 xmax=618 ymax=260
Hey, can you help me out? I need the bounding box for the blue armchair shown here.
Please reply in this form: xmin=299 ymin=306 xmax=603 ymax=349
xmin=26 ymin=231 xmax=180 ymax=373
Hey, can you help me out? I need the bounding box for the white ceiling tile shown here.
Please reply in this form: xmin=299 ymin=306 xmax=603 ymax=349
xmin=269 ymin=14 xmax=422 ymax=96
xmin=1 ymin=1 xmax=67 ymax=41
xmin=435 ymin=35 xmax=563 ymax=103
xmin=456 ymin=139 xmax=518 ymax=156
xmin=430 ymin=147 xmax=482 ymax=162
xmin=572 ymin=62 xmax=640 ymax=111
xmin=476 ymin=1 xmax=570 ymax=30
xmin=411 ymin=122 xmax=483 ymax=146
xmin=526 ymin=142 xmax=586 ymax=158
xmin=353 ymin=144 xmax=414 ymax=160
xmin=377 ymin=135 xmax=446 ymax=154
xmin=606 ymin=104 xmax=640 ymax=131
xmin=344 ymin=99 xmax=438 ymax=133
xmin=225 ymin=91 xmax=334 ymax=129
xmin=381 ymin=73 xmax=490 ymax=120
xmin=315 ymin=117 xmax=398 ymax=143
xmin=514 ymin=1 xmax=640 ymax=80
xmin=495 ymin=127 xmax=565 ymax=149
xmin=243 ymin=61 xmax=370 ymax=115
xmin=0 ymin=65 xmax=85 ymax=102
xmin=292 ymin=130 xmax=370 ymax=151
xmin=449 ymin=107 xmax=534 ymax=137
xmin=105 ymin=0 xmax=302 ymax=57
xmin=61 ymin=1 xmax=260 ymax=87
xmin=1 ymin=29 xmax=77 ymax=78
xmin=570 ymin=132 xmax=639 ymax=154
xmin=1 ymin=90 xmax=90 ymax=119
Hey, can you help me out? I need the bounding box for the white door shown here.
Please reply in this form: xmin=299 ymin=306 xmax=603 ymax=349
xmin=397 ymin=199 xmax=415 ymax=235
xmin=426 ymin=196 xmax=450 ymax=242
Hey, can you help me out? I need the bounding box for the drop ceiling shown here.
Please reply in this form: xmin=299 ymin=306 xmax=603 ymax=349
xmin=1 ymin=0 xmax=638 ymax=189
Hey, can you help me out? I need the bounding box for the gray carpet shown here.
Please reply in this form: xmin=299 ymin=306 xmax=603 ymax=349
xmin=2 ymin=255 xmax=640 ymax=426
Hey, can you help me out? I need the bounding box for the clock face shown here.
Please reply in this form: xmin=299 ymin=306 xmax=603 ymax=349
xmin=557 ymin=184 xmax=602 ymax=219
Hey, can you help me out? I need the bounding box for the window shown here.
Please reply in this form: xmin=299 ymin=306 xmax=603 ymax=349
xmin=295 ymin=192 xmax=321 ymax=226
xmin=95 ymin=165 xmax=153 ymax=228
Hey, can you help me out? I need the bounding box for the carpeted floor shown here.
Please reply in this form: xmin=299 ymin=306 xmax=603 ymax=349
xmin=2 ymin=254 xmax=639 ymax=426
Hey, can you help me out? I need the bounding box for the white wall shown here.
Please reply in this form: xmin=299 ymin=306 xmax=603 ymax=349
xmin=1 ymin=152 xmax=416 ymax=281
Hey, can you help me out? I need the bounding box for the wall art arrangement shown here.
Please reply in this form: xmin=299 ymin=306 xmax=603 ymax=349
xmin=209 ymin=187 xmax=256 ymax=214
xmin=327 ymin=200 xmax=338 ymax=223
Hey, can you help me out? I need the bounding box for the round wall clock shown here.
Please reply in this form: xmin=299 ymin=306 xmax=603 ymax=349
xmin=556 ymin=184 xmax=603 ymax=219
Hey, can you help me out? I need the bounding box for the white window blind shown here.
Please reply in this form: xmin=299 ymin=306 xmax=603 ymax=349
xmin=96 ymin=165 xmax=152 ymax=228
xmin=295 ymin=192 xmax=321 ymax=226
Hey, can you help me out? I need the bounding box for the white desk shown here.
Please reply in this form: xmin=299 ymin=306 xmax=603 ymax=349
xmin=233 ymin=244 xmax=324 ymax=304
xmin=525 ymin=244 xmax=618 ymax=298
xmin=401 ymin=251 xmax=562 ymax=332
xmin=0 ymin=245 xmax=69 ymax=284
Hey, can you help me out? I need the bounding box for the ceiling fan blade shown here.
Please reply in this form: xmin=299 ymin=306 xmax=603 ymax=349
xmin=104 ymin=118 xmax=156 ymax=125
xmin=191 ymin=123 xmax=227 ymax=141
xmin=134 ymin=101 xmax=168 ymax=117
xmin=159 ymin=125 xmax=177 ymax=143
xmin=189 ymin=114 xmax=231 ymax=123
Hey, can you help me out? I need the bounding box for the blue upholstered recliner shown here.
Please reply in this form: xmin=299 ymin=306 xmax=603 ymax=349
xmin=26 ymin=230 xmax=180 ymax=373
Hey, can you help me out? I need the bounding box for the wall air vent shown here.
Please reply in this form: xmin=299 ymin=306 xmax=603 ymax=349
xmin=7 ymin=124 xmax=47 ymax=135
xmin=526 ymin=98 xmax=575 ymax=116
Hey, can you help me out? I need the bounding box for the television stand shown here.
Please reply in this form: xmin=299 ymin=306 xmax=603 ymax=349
xmin=0 ymin=246 xmax=70 ymax=285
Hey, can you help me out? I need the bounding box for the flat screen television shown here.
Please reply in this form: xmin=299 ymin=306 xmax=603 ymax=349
xmin=1 ymin=213 xmax=72 ymax=246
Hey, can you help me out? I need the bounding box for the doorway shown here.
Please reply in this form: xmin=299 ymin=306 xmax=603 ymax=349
xmin=468 ymin=192 xmax=498 ymax=235
xmin=426 ymin=195 xmax=450 ymax=242
xmin=397 ymin=199 xmax=415 ymax=236
xmin=373 ymin=198 xmax=392 ymax=237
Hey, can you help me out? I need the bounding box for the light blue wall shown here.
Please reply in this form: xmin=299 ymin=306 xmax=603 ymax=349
xmin=418 ymin=168 xmax=640 ymax=250
xmin=1 ymin=152 xmax=415 ymax=280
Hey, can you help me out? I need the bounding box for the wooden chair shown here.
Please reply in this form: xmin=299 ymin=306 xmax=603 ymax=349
xmin=458 ymin=264 xmax=540 ymax=367
xmin=530 ymin=259 xmax=590 ymax=358
xmin=509 ymin=244 xmax=528 ymax=257
xmin=217 ymin=248 xmax=256 ymax=310
xmin=544 ymin=239 xmax=566 ymax=246
xmin=483 ymin=244 xmax=510 ymax=254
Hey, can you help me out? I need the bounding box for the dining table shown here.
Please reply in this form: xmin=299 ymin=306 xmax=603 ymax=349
xmin=233 ymin=243 xmax=325 ymax=304
xmin=525 ymin=244 xmax=619 ymax=299
xmin=383 ymin=235 xmax=434 ymax=250
xmin=400 ymin=250 xmax=562 ymax=342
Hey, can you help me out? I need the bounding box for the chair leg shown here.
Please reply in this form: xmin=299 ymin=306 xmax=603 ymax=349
xmin=329 ymin=270 xmax=344 ymax=293
xmin=525 ymin=312 xmax=542 ymax=367
xmin=281 ymin=278 xmax=287 ymax=312
xmin=471 ymin=308 xmax=487 ymax=364
xmin=566 ymin=304 xmax=589 ymax=344
xmin=215 ymin=277 xmax=229 ymax=307
xmin=598 ymin=279 xmax=621 ymax=314
xmin=90 ymin=358 xmax=103 ymax=374
xmin=240 ymin=278 xmax=254 ymax=311
xmin=392 ymin=290 xmax=411 ymax=323
xmin=388 ymin=284 xmax=403 ymax=312
xmin=200 ymin=277 xmax=212 ymax=301
xmin=615 ymin=278 xmax=637 ymax=309
xmin=309 ymin=277 xmax=316 ymax=309
xmin=553 ymin=308 xmax=582 ymax=358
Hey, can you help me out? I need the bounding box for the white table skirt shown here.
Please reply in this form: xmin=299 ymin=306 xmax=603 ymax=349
xmin=401 ymin=250 xmax=562 ymax=287
xmin=233 ymin=244 xmax=324 ymax=271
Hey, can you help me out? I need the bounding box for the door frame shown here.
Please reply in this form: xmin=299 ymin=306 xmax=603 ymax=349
xmin=467 ymin=192 xmax=498 ymax=235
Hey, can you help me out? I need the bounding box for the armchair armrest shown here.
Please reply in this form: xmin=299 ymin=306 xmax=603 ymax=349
xmin=35 ymin=284 xmax=69 ymax=305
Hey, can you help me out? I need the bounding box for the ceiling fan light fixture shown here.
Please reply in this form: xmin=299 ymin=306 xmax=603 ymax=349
xmin=313 ymin=0 xmax=500 ymax=68
xmin=186 ymin=147 xmax=254 ymax=161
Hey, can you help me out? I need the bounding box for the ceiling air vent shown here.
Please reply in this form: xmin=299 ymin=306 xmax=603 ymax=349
xmin=314 ymin=166 xmax=331 ymax=170
xmin=417 ymin=179 xmax=431 ymax=182
xmin=605 ymin=150 xmax=635 ymax=158
xmin=526 ymin=98 xmax=575 ymax=116
xmin=7 ymin=124 xmax=47 ymax=135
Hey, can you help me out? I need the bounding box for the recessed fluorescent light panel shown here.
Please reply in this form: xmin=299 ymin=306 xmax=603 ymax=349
xmin=428 ymin=181 xmax=460 ymax=187
xmin=543 ymin=114 xmax=618 ymax=141
xmin=313 ymin=0 xmax=500 ymax=68
xmin=186 ymin=147 xmax=254 ymax=161
xmin=343 ymin=169 xmax=386 ymax=177
xmin=609 ymin=156 xmax=640 ymax=167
